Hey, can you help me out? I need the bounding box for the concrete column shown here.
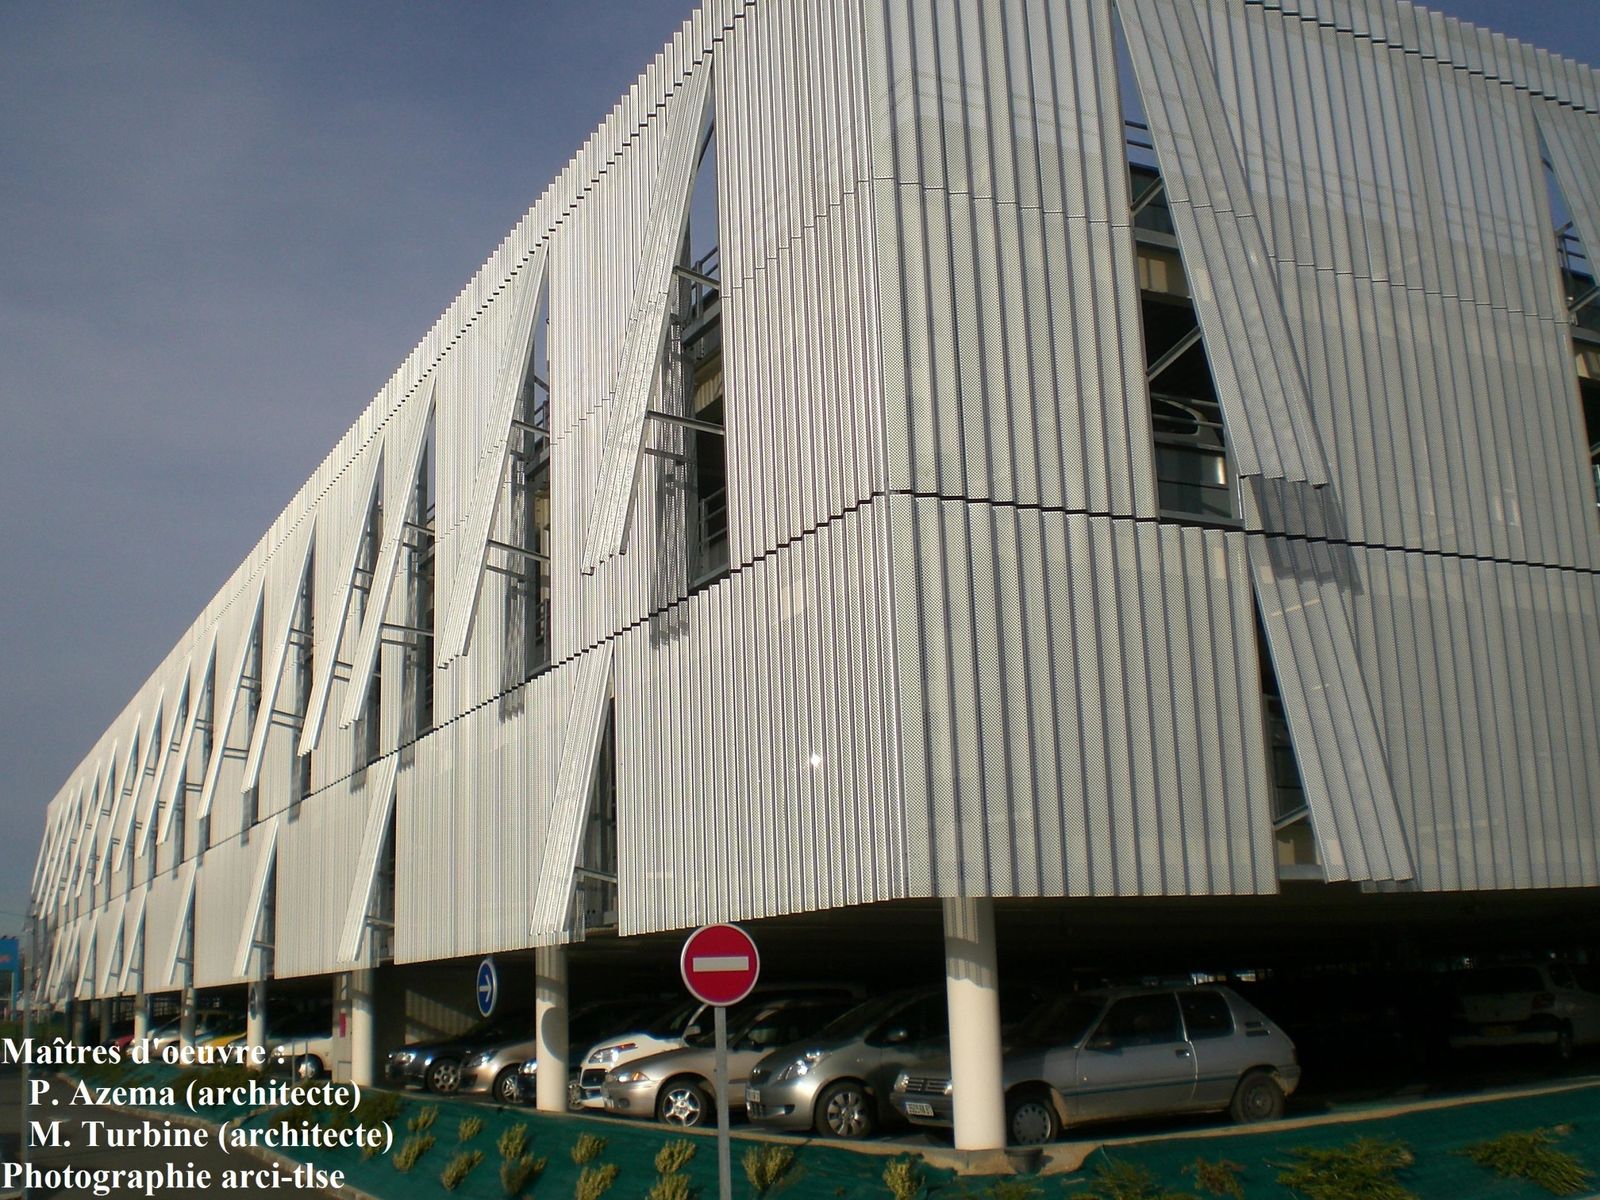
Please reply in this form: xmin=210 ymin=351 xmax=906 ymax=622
xmin=246 ymin=981 xmax=268 ymax=1059
xmin=943 ymin=896 xmax=1006 ymax=1151
xmin=179 ymin=984 xmax=197 ymax=1047
xmin=98 ymin=1000 xmax=113 ymax=1044
xmin=132 ymin=995 xmax=150 ymax=1041
xmin=349 ymin=970 xmax=377 ymax=1088
xmin=69 ymin=1000 xmax=88 ymax=1044
xmin=534 ymin=946 xmax=569 ymax=1112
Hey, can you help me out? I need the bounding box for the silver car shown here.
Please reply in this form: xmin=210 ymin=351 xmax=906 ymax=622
xmin=746 ymin=989 xmax=949 ymax=1138
xmin=603 ymin=997 xmax=853 ymax=1127
xmin=891 ymin=986 xmax=1299 ymax=1144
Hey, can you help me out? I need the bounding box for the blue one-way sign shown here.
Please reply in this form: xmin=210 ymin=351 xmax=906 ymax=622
xmin=475 ymin=957 xmax=498 ymax=1018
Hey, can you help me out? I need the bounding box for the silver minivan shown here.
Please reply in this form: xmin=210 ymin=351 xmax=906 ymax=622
xmin=891 ymin=986 xmax=1299 ymax=1144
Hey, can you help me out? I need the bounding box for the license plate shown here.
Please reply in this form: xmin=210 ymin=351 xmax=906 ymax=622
xmin=745 ymin=1088 xmax=761 ymax=1105
xmin=905 ymin=1101 xmax=935 ymax=1117
xmin=1483 ymin=1025 xmax=1516 ymax=1037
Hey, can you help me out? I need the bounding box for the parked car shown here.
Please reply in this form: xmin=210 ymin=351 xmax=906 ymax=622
xmin=386 ymin=1018 xmax=528 ymax=1094
xmin=1448 ymin=962 xmax=1600 ymax=1059
xmin=574 ymin=984 xmax=862 ymax=1110
xmin=602 ymin=996 xmax=854 ymax=1126
xmin=746 ymin=988 xmax=950 ymax=1138
xmin=890 ymin=985 xmax=1299 ymax=1144
xmin=460 ymin=997 xmax=668 ymax=1104
xmin=148 ymin=1010 xmax=243 ymax=1055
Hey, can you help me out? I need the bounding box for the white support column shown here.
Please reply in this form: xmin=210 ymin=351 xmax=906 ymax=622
xmin=534 ymin=946 xmax=568 ymax=1113
xmin=349 ymin=969 xmax=376 ymax=1088
xmin=132 ymin=994 xmax=150 ymax=1041
xmin=179 ymin=984 xmax=197 ymax=1048
xmin=943 ymin=897 xmax=1006 ymax=1151
xmin=246 ymin=981 xmax=268 ymax=1059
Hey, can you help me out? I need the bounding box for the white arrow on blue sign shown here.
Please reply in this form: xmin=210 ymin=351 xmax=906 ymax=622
xmin=476 ymin=957 xmax=498 ymax=1018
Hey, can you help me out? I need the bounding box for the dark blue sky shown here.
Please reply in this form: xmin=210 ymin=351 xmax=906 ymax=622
xmin=1 ymin=1 xmax=1596 ymax=936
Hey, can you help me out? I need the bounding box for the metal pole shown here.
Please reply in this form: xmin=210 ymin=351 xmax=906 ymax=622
xmin=714 ymin=1004 xmax=730 ymax=1200
xmin=21 ymin=909 xmax=35 ymax=1200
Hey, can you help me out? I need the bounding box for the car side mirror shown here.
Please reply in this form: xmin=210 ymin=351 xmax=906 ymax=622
xmin=1085 ymin=1035 xmax=1116 ymax=1053
xmin=684 ymin=1024 xmax=703 ymax=1039
xmin=884 ymin=1026 xmax=911 ymax=1045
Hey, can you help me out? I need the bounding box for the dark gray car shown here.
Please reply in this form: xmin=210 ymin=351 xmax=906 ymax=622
xmin=891 ymin=985 xmax=1299 ymax=1144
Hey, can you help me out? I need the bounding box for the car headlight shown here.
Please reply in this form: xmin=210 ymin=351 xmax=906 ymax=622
xmin=519 ymin=1060 xmax=538 ymax=1076
xmin=588 ymin=1042 xmax=636 ymax=1066
xmin=774 ymin=1050 xmax=825 ymax=1083
xmin=892 ymin=1072 xmax=909 ymax=1093
xmin=942 ymin=1079 xmax=954 ymax=1097
xmin=609 ymin=1069 xmax=650 ymax=1085
xmin=464 ymin=1051 xmax=493 ymax=1068
xmin=391 ymin=1050 xmax=415 ymax=1065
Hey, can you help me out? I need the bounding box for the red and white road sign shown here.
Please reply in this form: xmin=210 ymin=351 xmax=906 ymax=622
xmin=680 ymin=923 xmax=761 ymax=1006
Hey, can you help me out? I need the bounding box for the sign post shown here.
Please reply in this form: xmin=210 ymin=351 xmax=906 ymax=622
xmin=680 ymin=925 xmax=760 ymax=1200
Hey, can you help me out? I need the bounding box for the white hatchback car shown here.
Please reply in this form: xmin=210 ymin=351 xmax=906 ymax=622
xmin=1449 ymin=963 xmax=1600 ymax=1059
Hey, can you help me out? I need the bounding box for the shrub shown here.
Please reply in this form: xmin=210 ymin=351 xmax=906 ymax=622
xmin=408 ymin=1104 xmax=439 ymax=1134
xmin=987 ymin=1180 xmax=1043 ymax=1200
xmin=742 ymin=1145 xmax=796 ymax=1196
xmin=501 ymin=1154 xmax=548 ymax=1198
xmin=575 ymin=1163 xmax=620 ymax=1200
xmin=1185 ymin=1158 xmax=1245 ymax=1200
xmin=394 ymin=1133 xmax=436 ymax=1172
xmin=1464 ymin=1127 xmax=1592 ymax=1195
xmin=460 ymin=1115 xmax=485 ymax=1143
xmin=571 ymin=1133 xmax=608 ymax=1165
xmin=883 ymin=1157 xmax=924 ymax=1200
xmin=500 ymin=1123 xmax=532 ymax=1162
xmin=649 ymin=1173 xmax=692 ymax=1200
xmin=1072 ymin=1161 xmax=1198 ymax=1200
xmin=442 ymin=1149 xmax=485 ymax=1192
xmin=656 ymin=1140 xmax=698 ymax=1176
xmin=1274 ymin=1138 xmax=1416 ymax=1200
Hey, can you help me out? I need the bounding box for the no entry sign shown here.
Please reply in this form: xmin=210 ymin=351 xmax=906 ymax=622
xmin=680 ymin=923 xmax=760 ymax=1006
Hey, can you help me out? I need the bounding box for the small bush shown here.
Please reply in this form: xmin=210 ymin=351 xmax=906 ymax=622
xmin=883 ymin=1158 xmax=924 ymax=1200
xmin=1274 ymin=1138 xmax=1416 ymax=1200
xmin=500 ymin=1123 xmax=532 ymax=1162
xmin=442 ymin=1149 xmax=485 ymax=1192
xmin=656 ymin=1140 xmax=698 ymax=1175
xmin=460 ymin=1115 xmax=485 ymax=1143
xmin=649 ymin=1173 xmax=692 ymax=1200
xmin=1464 ymin=1127 xmax=1592 ymax=1195
xmin=1073 ymin=1160 xmax=1198 ymax=1200
xmin=1185 ymin=1157 xmax=1245 ymax=1200
xmin=408 ymin=1104 xmax=439 ymax=1134
xmin=987 ymin=1180 xmax=1043 ymax=1200
xmin=571 ymin=1133 xmax=608 ymax=1165
xmin=575 ymin=1163 xmax=620 ymax=1200
xmin=501 ymin=1154 xmax=548 ymax=1198
xmin=743 ymin=1145 xmax=796 ymax=1196
xmin=394 ymin=1133 xmax=436 ymax=1173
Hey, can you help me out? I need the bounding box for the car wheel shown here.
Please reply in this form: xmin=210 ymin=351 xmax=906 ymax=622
xmin=296 ymin=1055 xmax=323 ymax=1082
xmin=1230 ymin=1070 xmax=1285 ymax=1123
xmin=493 ymin=1066 xmax=521 ymax=1104
xmin=1006 ymin=1090 xmax=1060 ymax=1146
xmin=656 ymin=1079 xmax=711 ymax=1127
xmin=427 ymin=1058 xmax=462 ymax=1094
xmin=814 ymin=1080 xmax=875 ymax=1139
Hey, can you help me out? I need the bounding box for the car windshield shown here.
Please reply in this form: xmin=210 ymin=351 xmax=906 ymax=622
xmin=1014 ymin=995 xmax=1104 ymax=1047
xmin=641 ymin=998 xmax=703 ymax=1039
xmin=1455 ymin=967 xmax=1543 ymax=995
xmin=817 ymin=993 xmax=921 ymax=1040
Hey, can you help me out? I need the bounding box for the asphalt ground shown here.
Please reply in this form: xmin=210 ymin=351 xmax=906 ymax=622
xmin=0 ymin=1065 xmax=337 ymax=1199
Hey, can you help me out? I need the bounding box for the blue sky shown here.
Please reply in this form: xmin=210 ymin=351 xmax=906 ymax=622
xmin=1 ymin=1 xmax=1597 ymax=939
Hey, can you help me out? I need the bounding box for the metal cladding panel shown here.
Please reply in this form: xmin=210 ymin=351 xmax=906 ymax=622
xmin=192 ymin=830 xmax=272 ymax=988
xmin=1248 ymin=533 xmax=1415 ymax=883
xmin=196 ymin=582 xmax=263 ymax=827
xmin=243 ymin=518 xmax=316 ymax=792
xmin=615 ymin=500 xmax=907 ymax=935
xmin=92 ymin=897 xmax=125 ymax=1000
xmin=119 ymin=887 xmax=148 ymax=995
xmin=146 ymin=860 xmax=196 ymax=992
xmin=275 ymin=758 xmax=393 ymax=978
xmin=1118 ymin=0 xmax=1331 ymax=488
xmin=394 ymin=670 xmax=558 ymax=964
xmin=864 ymin=0 xmax=1157 ymax=518
xmin=889 ymin=497 xmax=1274 ymax=899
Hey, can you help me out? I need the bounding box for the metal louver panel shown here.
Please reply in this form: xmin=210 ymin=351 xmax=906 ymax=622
xmin=335 ymin=754 xmax=399 ymax=964
xmin=196 ymin=584 xmax=264 ymax=823
xmin=159 ymin=859 xmax=198 ymax=989
xmin=74 ymin=917 xmax=96 ymax=999
xmin=98 ymin=895 xmax=126 ymax=995
xmin=529 ymin=640 xmax=614 ymax=941
xmin=118 ymin=887 xmax=148 ymax=994
xmin=436 ymin=246 xmax=550 ymax=665
xmin=580 ymin=65 xmax=715 ymax=575
xmin=232 ymin=817 xmax=280 ymax=978
xmin=44 ymin=917 xmax=75 ymax=1001
xmin=116 ymin=696 xmax=164 ymax=872
xmin=1537 ymin=103 xmax=1600 ymax=285
xmin=242 ymin=521 xmax=316 ymax=791
xmin=300 ymin=448 xmax=383 ymax=754
xmin=159 ymin=646 xmax=212 ymax=845
xmin=1249 ymin=534 xmax=1414 ymax=883
xmin=1117 ymin=0 xmax=1331 ymax=487
xmin=340 ymin=376 xmax=438 ymax=728
xmin=99 ymin=736 xmax=142 ymax=882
